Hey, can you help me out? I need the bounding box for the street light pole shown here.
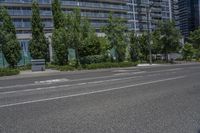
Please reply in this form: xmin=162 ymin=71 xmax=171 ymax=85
xmin=146 ymin=5 xmax=152 ymax=65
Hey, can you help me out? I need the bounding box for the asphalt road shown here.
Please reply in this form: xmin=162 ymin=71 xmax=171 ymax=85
xmin=0 ymin=63 xmax=200 ymax=133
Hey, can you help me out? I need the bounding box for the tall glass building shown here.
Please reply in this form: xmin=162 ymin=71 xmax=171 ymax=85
xmin=178 ymin=0 xmax=200 ymax=38
xmin=0 ymin=0 xmax=130 ymax=66
xmin=0 ymin=0 xmax=174 ymax=66
xmin=1 ymin=0 xmax=129 ymax=34
xmin=128 ymin=0 xmax=173 ymax=34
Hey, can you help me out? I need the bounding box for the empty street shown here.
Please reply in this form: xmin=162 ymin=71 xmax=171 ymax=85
xmin=0 ymin=63 xmax=200 ymax=133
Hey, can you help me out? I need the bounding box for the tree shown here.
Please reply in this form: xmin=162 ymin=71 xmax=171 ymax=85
xmin=29 ymin=1 xmax=49 ymax=61
xmin=152 ymin=29 xmax=162 ymax=55
xmin=0 ymin=7 xmax=21 ymax=67
xmin=154 ymin=21 xmax=181 ymax=61
xmin=52 ymin=28 xmax=69 ymax=65
xmin=98 ymin=37 xmax=110 ymax=55
xmin=182 ymin=43 xmax=195 ymax=61
xmin=52 ymin=0 xmax=65 ymax=29
xmin=51 ymin=0 xmax=69 ymax=65
xmin=102 ymin=14 xmax=127 ymax=62
xmin=79 ymin=19 xmax=101 ymax=57
xmin=66 ymin=8 xmax=82 ymax=66
xmin=129 ymin=32 xmax=141 ymax=62
xmin=189 ymin=27 xmax=200 ymax=50
xmin=189 ymin=27 xmax=200 ymax=59
xmin=138 ymin=33 xmax=149 ymax=61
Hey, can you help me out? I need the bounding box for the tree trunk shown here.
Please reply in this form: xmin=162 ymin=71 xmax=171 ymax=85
xmin=165 ymin=52 xmax=168 ymax=62
xmin=75 ymin=48 xmax=80 ymax=67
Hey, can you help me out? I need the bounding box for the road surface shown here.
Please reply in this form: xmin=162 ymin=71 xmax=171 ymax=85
xmin=0 ymin=63 xmax=199 ymax=133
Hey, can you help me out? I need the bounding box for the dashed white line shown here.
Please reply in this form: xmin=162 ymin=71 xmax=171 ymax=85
xmin=0 ymin=68 xmax=183 ymax=90
xmin=0 ymin=76 xmax=185 ymax=108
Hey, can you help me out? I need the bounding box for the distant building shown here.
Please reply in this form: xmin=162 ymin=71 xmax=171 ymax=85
xmin=178 ymin=0 xmax=200 ymax=38
xmin=0 ymin=0 xmax=129 ymax=48
xmin=128 ymin=0 xmax=173 ymax=34
xmin=0 ymin=0 xmax=174 ymax=66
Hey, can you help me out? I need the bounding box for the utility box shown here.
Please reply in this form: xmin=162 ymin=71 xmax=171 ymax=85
xmin=31 ymin=59 xmax=45 ymax=72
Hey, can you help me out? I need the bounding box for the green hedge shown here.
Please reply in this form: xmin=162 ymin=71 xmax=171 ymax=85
xmin=85 ymin=62 xmax=138 ymax=70
xmin=47 ymin=64 xmax=76 ymax=71
xmin=57 ymin=65 xmax=76 ymax=71
xmin=48 ymin=62 xmax=137 ymax=71
xmin=80 ymin=55 xmax=107 ymax=65
xmin=0 ymin=68 xmax=20 ymax=77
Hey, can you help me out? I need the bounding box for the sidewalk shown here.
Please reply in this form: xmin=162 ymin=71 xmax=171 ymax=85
xmin=0 ymin=69 xmax=61 ymax=80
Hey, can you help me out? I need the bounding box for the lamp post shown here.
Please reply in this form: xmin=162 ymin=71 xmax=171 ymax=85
xmin=145 ymin=0 xmax=162 ymax=65
xmin=146 ymin=4 xmax=152 ymax=65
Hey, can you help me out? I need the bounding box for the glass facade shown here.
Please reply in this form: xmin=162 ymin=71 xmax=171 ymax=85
xmin=0 ymin=0 xmax=129 ymax=34
xmin=128 ymin=0 xmax=172 ymax=33
xmin=0 ymin=0 xmax=174 ymax=67
xmin=178 ymin=0 xmax=200 ymax=37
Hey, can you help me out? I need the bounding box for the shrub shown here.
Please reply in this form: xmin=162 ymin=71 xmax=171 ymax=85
xmin=80 ymin=55 xmax=107 ymax=65
xmin=17 ymin=64 xmax=31 ymax=71
xmin=56 ymin=65 xmax=75 ymax=71
xmin=0 ymin=68 xmax=20 ymax=77
xmin=85 ymin=62 xmax=137 ymax=70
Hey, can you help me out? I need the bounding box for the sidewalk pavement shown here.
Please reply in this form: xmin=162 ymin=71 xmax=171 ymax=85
xmin=0 ymin=69 xmax=61 ymax=80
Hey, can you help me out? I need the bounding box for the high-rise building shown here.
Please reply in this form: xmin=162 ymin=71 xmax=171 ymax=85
xmin=0 ymin=0 xmax=129 ymax=48
xmin=1 ymin=0 xmax=130 ymax=33
xmin=0 ymin=0 xmax=174 ymax=66
xmin=178 ymin=0 xmax=200 ymax=38
xmin=128 ymin=0 xmax=173 ymax=34
xmin=171 ymin=0 xmax=179 ymax=26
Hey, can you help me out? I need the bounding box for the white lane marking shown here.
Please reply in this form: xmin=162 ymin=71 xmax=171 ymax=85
xmin=0 ymin=75 xmax=145 ymax=95
xmin=0 ymin=76 xmax=185 ymax=108
xmin=0 ymin=73 xmax=173 ymax=95
xmin=0 ymin=71 xmax=145 ymax=90
xmin=34 ymin=78 xmax=69 ymax=84
xmin=114 ymin=71 xmax=146 ymax=76
xmin=0 ymin=75 xmax=118 ymax=90
xmin=113 ymin=69 xmax=140 ymax=72
xmin=148 ymin=68 xmax=183 ymax=73
xmin=0 ymin=68 xmax=183 ymax=90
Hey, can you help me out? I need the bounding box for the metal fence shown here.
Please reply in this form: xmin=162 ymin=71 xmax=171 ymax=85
xmin=0 ymin=51 xmax=32 ymax=68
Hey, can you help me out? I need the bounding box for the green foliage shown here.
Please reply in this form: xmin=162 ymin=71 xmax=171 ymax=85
xmin=153 ymin=21 xmax=181 ymax=61
xmin=47 ymin=61 xmax=137 ymax=71
xmin=52 ymin=0 xmax=65 ymax=29
xmin=99 ymin=37 xmax=110 ymax=55
xmin=85 ymin=62 xmax=137 ymax=70
xmin=0 ymin=7 xmax=16 ymax=34
xmin=66 ymin=8 xmax=82 ymax=66
xmin=52 ymin=28 xmax=69 ymax=65
xmin=189 ymin=27 xmax=200 ymax=50
xmin=56 ymin=65 xmax=76 ymax=71
xmin=29 ymin=1 xmax=49 ymax=61
xmin=138 ymin=33 xmax=149 ymax=61
xmin=79 ymin=19 xmax=101 ymax=57
xmin=129 ymin=32 xmax=141 ymax=62
xmin=0 ymin=7 xmax=21 ymax=68
xmin=194 ymin=49 xmax=200 ymax=60
xmin=2 ymin=33 xmax=21 ymax=67
xmin=0 ymin=68 xmax=20 ymax=77
xmin=182 ymin=43 xmax=195 ymax=60
xmin=80 ymin=55 xmax=107 ymax=65
xmin=102 ymin=13 xmax=127 ymax=62
xmin=152 ymin=29 xmax=162 ymax=54
xmin=51 ymin=0 xmax=69 ymax=65
xmin=17 ymin=64 xmax=31 ymax=71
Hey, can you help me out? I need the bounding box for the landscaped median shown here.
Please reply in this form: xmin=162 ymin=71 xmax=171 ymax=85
xmin=0 ymin=62 xmax=138 ymax=77
xmin=48 ymin=62 xmax=138 ymax=71
xmin=0 ymin=68 xmax=20 ymax=77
